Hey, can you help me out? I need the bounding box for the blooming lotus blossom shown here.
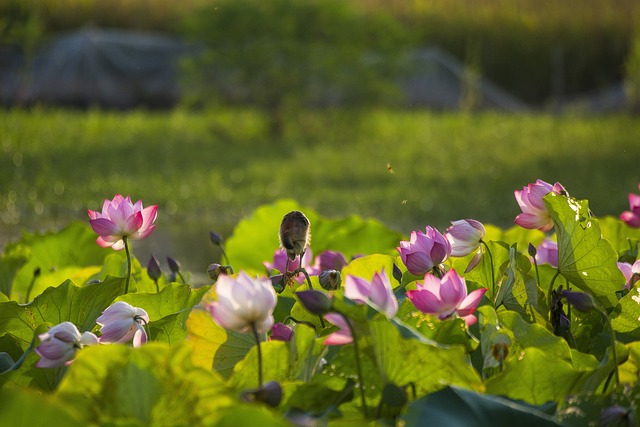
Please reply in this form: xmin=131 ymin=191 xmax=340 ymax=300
xmin=323 ymin=313 xmax=353 ymax=345
xmin=35 ymin=322 xmax=98 ymax=368
xmin=397 ymin=226 xmax=451 ymax=276
xmin=264 ymin=248 xmax=316 ymax=283
xmin=620 ymin=185 xmax=640 ymax=228
xmin=206 ymin=271 xmax=277 ymax=333
xmin=535 ymin=238 xmax=559 ymax=268
xmin=514 ymin=179 xmax=565 ymax=231
xmin=445 ymin=219 xmax=486 ymax=257
xmin=96 ymin=301 xmax=150 ymax=347
xmin=617 ymin=260 xmax=640 ymax=290
xmin=88 ymin=194 xmax=158 ymax=250
xmin=406 ymin=269 xmax=487 ymax=326
xmin=344 ymin=270 xmax=398 ymax=317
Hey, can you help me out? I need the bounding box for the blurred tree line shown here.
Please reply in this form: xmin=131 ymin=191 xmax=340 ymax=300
xmin=179 ymin=0 xmax=410 ymax=135
xmin=2 ymin=0 xmax=639 ymax=114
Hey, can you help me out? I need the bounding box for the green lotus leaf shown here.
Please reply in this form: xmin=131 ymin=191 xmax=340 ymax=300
xmin=403 ymin=385 xmax=561 ymax=426
xmin=544 ymin=193 xmax=625 ymax=309
xmin=56 ymin=342 xmax=233 ymax=426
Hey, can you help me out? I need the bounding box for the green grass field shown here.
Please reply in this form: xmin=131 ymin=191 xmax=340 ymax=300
xmin=2 ymin=108 xmax=639 ymax=271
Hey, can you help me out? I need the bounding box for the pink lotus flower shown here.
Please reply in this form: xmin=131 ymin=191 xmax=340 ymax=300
xmin=313 ymin=250 xmax=348 ymax=272
xmin=88 ymin=194 xmax=158 ymax=250
xmin=97 ymin=301 xmax=150 ymax=347
xmin=344 ymin=270 xmax=398 ymax=317
xmin=620 ymin=185 xmax=640 ymax=228
xmin=323 ymin=313 xmax=354 ymax=345
xmin=535 ymin=238 xmax=559 ymax=268
xmin=397 ymin=226 xmax=451 ymax=276
xmin=445 ymin=219 xmax=486 ymax=257
xmin=617 ymin=260 xmax=640 ymax=290
xmin=406 ymin=269 xmax=487 ymax=326
xmin=514 ymin=179 xmax=565 ymax=231
xmin=264 ymin=248 xmax=316 ymax=283
xmin=35 ymin=321 xmax=98 ymax=368
xmin=206 ymin=271 xmax=277 ymax=334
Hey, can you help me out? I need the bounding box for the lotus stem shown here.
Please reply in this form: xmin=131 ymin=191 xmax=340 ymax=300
xmin=342 ymin=314 xmax=368 ymax=418
xmin=547 ymin=270 xmax=561 ymax=320
xmin=481 ymin=240 xmax=496 ymax=298
xmin=251 ymin=322 xmax=263 ymax=388
xmin=124 ymin=236 xmax=132 ymax=294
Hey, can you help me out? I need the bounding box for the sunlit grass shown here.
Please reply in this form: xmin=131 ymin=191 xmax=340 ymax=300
xmin=2 ymin=107 xmax=638 ymax=240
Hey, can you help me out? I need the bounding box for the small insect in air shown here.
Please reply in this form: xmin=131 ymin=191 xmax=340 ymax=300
xmin=386 ymin=163 xmax=395 ymax=174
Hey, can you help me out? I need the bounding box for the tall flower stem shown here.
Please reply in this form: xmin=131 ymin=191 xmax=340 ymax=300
xmin=250 ymin=322 xmax=263 ymax=388
xmin=597 ymin=308 xmax=619 ymax=388
xmin=481 ymin=240 xmax=496 ymax=298
xmin=342 ymin=314 xmax=368 ymax=418
xmin=220 ymin=245 xmax=230 ymax=266
xmin=547 ymin=270 xmax=561 ymax=320
xmin=532 ymin=257 xmax=541 ymax=294
xmin=293 ymin=267 xmax=325 ymax=328
xmin=25 ymin=268 xmax=40 ymax=303
xmin=124 ymin=236 xmax=132 ymax=294
xmin=137 ymin=316 xmax=151 ymax=342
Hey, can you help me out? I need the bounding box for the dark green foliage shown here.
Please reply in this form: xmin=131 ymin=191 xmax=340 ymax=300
xmin=180 ymin=0 xmax=409 ymax=134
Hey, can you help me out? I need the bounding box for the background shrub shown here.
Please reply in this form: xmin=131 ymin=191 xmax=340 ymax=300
xmin=179 ymin=0 xmax=410 ymax=135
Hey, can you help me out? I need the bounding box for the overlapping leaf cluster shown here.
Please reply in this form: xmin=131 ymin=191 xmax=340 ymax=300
xmin=1 ymin=197 xmax=640 ymax=426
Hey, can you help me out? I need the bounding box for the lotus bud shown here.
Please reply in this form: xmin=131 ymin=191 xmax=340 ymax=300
xmin=319 ymin=270 xmax=342 ymax=291
xmin=241 ymin=381 xmax=283 ymax=408
xmin=147 ymin=255 xmax=162 ymax=282
xmin=167 ymin=256 xmax=181 ymax=274
xmin=296 ymin=290 xmax=333 ymax=315
xmin=392 ymin=264 xmax=402 ymax=283
xmin=207 ymin=263 xmax=232 ymax=281
xmin=600 ymin=406 xmax=634 ymax=427
xmin=270 ymin=323 xmax=293 ymax=342
xmin=209 ymin=231 xmax=224 ymax=246
xmin=561 ymin=290 xmax=596 ymax=312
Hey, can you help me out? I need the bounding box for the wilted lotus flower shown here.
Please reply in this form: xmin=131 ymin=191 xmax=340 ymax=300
xmin=264 ymin=248 xmax=316 ymax=283
xmin=35 ymin=322 xmax=98 ymax=368
xmin=407 ymin=269 xmax=487 ymax=326
xmin=88 ymin=194 xmax=158 ymax=250
xmin=96 ymin=301 xmax=150 ymax=347
xmin=344 ymin=270 xmax=398 ymax=317
xmin=535 ymin=238 xmax=559 ymax=268
xmin=445 ymin=219 xmax=486 ymax=257
xmin=397 ymin=226 xmax=451 ymax=276
xmin=617 ymin=260 xmax=640 ymax=290
xmin=621 ymin=186 xmax=640 ymax=228
xmin=206 ymin=271 xmax=277 ymax=334
xmin=323 ymin=313 xmax=354 ymax=345
xmin=279 ymin=210 xmax=311 ymax=261
xmin=514 ymin=179 xmax=565 ymax=231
